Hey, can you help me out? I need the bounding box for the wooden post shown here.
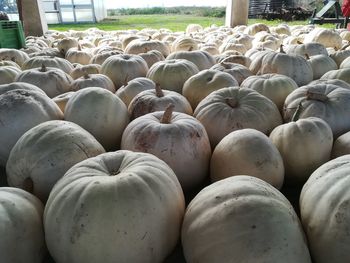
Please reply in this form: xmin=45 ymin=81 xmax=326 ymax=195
xmin=225 ymin=0 xmax=249 ymax=28
xmin=17 ymin=0 xmax=48 ymax=36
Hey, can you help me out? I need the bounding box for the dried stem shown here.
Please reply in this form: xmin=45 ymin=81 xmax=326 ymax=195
xmin=40 ymin=64 xmax=47 ymax=72
xmin=291 ymin=102 xmax=303 ymax=122
xmin=306 ymin=91 xmax=328 ymax=102
xmin=161 ymin=104 xmax=175 ymax=124
xmin=155 ymin=83 xmax=164 ymax=97
xmin=226 ymin=97 xmax=238 ymax=108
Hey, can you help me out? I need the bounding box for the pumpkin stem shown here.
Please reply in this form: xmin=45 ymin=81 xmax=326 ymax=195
xmin=220 ymin=62 xmax=231 ymax=69
xmin=40 ymin=64 xmax=47 ymax=72
xmin=148 ymin=36 xmax=152 ymax=41
xmin=155 ymin=83 xmax=164 ymax=97
xmin=279 ymin=44 xmax=286 ymax=54
xmin=304 ymin=53 xmax=310 ymax=60
xmin=291 ymin=102 xmax=303 ymax=122
xmin=226 ymin=97 xmax=238 ymax=108
xmin=296 ymin=40 xmax=303 ymax=44
xmin=306 ymin=91 xmax=328 ymax=102
xmin=23 ymin=177 xmax=34 ymax=194
xmin=341 ymin=43 xmax=350 ymax=50
xmin=161 ymin=104 xmax=175 ymax=124
xmin=83 ymin=71 xmax=90 ymax=79
xmin=188 ymin=46 xmax=194 ymax=51
xmin=77 ymin=44 xmax=82 ymax=51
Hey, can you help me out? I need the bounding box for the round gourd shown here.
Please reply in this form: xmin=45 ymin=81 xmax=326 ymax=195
xmin=248 ymin=49 xmax=275 ymax=75
xmin=305 ymin=54 xmax=338 ymax=80
xmin=139 ymin=50 xmax=165 ymax=68
xmin=70 ymin=64 xmax=101 ymax=80
xmin=210 ymin=129 xmax=284 ymax=189
xmin=303 ymin=28 xmax=342 ymax=49
xmin=52 ymin=91 xmax=75 ymax=113
xmin=320 ymin=68 xmax=350 ymax=84
xmin=270 ymin=116 xmax=333 ymax=185
xmin=101 ymin=54 xmax=149 ymax=89
xmin=259 ymin=46 xmax=313 ymax=86
xmin=182 ymin=176 xmax=312 ymax=263
xmin=65 ymin=45 xmax=92 ymax=65
xmin=0 ymin=187 xmax=45 ymax=263
xmin=0 ymin=48 xmax=29 ymax=67
xmin=244 ymin=23 xmax=270 ymax=35
xmin=64 ymin=87 xmax=129 ymax=150
xmin=171 ymin=36 xmax=198 ymax=52
xmin=186 ymin=24 xmax=203 ymax=34
xmin=22 ymin=56 xmax=74 ymax=75
xmin=116 ymin=77 xmax=155 ymax=107
xmin=194 ymin=87 xmax=282 ymax=148
xmin=309 ymin=79 xmax=350 ymax=90
xmin=300 ymin=155 xmax=350 ymax=263
xmin=124 ymin=38 xmax=170 ymax=58
xmin=0 ymin=66 xmax=21 ymax=85
xmin=15 ymin=64 xmax=73 ymax=98
xmin=331 ymin=131 xmax=350 ymax=158
xmin=56 ymin=37 xmax=79 ymax=55
xmin=166 ymin=50 xmax=215 ymax=71
xmin=128 ymin=84 xmax=193 ymax=119
xmin=70 ymin=73 xmax=115 ymax=93
xmin=217 ymin=54 xmax=251 ymax=68
xmin=146 ymin=59 xmax=199 ymax=94
xmin=121 ymin=105 xmax=211 ymax=191
xmin=183 ymin=69 xmax=238 ymax=109
xmin=241 ymin=73 xmax=298 ymax=112
xmin=211 ymin=62 xmax=253 ymax=85
xmin=6 ymin=120 xmax=106 ymax=202
xmin=44 ymin=150 xmax=185 ymax=263
xmin=283 ymin=83 xmax=350 ymax=137
xmin=330 ymin=48 xmax=350 ymax=67
xmin=0 ymin=60 xmax=21 ymax=69
xmin=0 ymin=88 xmax=63 ymax=167
xmin=285 ymin=42 xmax=328 ymax=57
xmin=28 ymin=48 xmax=65 ymax=59
xmin=89 ymin=50 xmax=123 ymax=65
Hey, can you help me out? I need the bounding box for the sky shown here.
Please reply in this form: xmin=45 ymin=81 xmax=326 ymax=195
xmin=104 ymin=0 xmax=228 ymax=9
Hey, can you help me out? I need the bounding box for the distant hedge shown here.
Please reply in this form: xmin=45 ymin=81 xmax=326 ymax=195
xmin=107 ymin=6 xmax=226 ymax=18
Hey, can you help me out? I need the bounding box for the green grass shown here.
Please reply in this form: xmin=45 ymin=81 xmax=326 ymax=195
xmin=48 ymin=14 xmax=336 ymax=32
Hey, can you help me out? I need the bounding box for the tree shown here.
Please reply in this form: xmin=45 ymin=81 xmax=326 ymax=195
xmin=0 ymin=0 xmax=17 ymax=12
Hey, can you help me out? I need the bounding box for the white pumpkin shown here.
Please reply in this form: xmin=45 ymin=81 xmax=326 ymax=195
xmin=64 ymin=87 xmax=129 ymax=150
xmin=44 ymin=150 xmax=185 ymax=263
xmin=15 ymin=64 xmax=73 ymax=98
xmin=6 ymin=120 xmax=106 ymax=202
xmin=121 ymin=106 xmax=211 ymax=191
xmin=182 ymin=176 xmax=312 ymax=263
xmin=0 ymin=87 xmax=63 ymax=167
xmin=270 ymin=117 xmax=333 ymax=185
xmin=0 ymin=187 xmax=45 ymax=263
xmin=211 ymin=129 xmax=284 ymax=189
xmin=101 ymin=54 xmax=149 ymax=89
xmin=300 ymin=155 xmax=350 ymax=263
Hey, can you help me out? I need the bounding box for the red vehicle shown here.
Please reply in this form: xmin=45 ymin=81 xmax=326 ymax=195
xmin=342 ymin=0 xmax=350 ymax=29
xmin=343 ymin=0 xmax=350 ymax=16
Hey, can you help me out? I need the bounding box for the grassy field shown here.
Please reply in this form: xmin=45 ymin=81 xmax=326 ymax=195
xmin=48 ymin=14 xmax=334 ymax=32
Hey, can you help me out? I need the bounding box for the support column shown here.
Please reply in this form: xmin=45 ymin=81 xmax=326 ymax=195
xmin=17 ymin=0 xmax=48 ymax=37
xmin=225 ymin=0 xmax=249 ymax=28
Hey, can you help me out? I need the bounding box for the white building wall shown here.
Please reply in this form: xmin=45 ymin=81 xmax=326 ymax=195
xmin=93 ymin=0 xmax=107 ymax=22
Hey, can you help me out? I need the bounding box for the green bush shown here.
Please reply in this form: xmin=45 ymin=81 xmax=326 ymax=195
xmin=107 ymin=6 xmax=226 ymax=17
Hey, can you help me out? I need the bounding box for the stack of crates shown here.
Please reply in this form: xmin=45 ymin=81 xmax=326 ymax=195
xmin=0 ymin=21 xmax=25 ymax=49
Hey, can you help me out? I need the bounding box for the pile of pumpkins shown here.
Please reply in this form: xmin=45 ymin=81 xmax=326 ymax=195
xmin=2 ymin=22 xmax=350 ymax=263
